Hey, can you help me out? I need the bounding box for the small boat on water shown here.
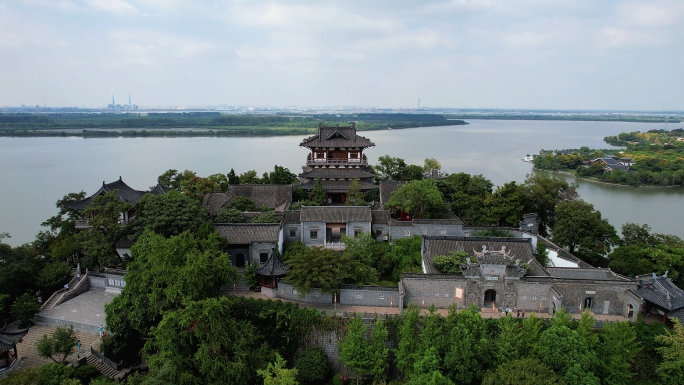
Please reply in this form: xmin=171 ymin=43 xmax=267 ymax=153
xmin=522 ymin=155 xmax=534 ymax=162
xmin=387 ymin=127 xmax=393 ymax=130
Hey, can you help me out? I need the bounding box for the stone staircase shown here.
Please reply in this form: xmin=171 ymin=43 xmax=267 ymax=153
xmin=86 ymin=354 xmax=122 ymax=380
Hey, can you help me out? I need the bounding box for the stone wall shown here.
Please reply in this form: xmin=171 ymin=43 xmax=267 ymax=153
xmin=339 ymin=285 xmax=400 ymax=307
xmin=371 ymin=223 xmax=389 ymax=241
xmin=283 ymin=223 xmax=301 ymax=243
xmin=401 ymin=274 xmax=468 ymax=309
xmin=89 ymin=276 xmax=106 ymax=289
xmin=550 ymin=280 xmax=638 ymax=316
xmin=302 ymin=221 xmax=326 ymax=246
xmin=347 ymin=221 xmax=372 ymax=237
xmin=389 ymin=222 xmax=463 ymax=241
xmin=278 ymin=282 xmax=332 ymax=304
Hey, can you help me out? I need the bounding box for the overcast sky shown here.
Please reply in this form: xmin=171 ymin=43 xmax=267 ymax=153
xmin=1 ymin=0 xmax=682 ymax=110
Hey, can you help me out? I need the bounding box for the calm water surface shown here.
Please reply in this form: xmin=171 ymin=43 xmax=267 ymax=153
xmin=1 ymin=120 xmax=682 ymax=246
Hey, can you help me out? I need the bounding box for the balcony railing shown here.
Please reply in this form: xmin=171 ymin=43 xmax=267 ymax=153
xmin=306 ymin=157 xmax=367 ymax=166
xmin=324 ymin=241 xmax=346 ymax=251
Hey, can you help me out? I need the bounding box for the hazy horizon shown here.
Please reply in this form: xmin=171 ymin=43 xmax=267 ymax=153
xmin=2 ymin=1 xmax=682 ymax=110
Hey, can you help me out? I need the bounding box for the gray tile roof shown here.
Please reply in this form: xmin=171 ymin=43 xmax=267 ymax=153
xmin=636 ymin=274 xmax=684 ymax=311
xmin=203 ymin=184 xmax=292 ymax=215
xmin=300 ymin=206 xmax=372 ymax=223
xmin=299 ymin=123 xmax=375 ymax=149
xmin=0 ymin=326 xmax=30 ymax=351
xmin=149 ymin=183 xmax=170 ymax=195
xmin=255 ymin=253 xmax=289 ymax=277
xmin=298 ymin=180 xmax=377 ymax=192
xmin=379 ymin=180 xmax=403 ymax=206
xmin=299 ymin=168 xmax=375 ymax=180
xmin=371 ymin=210 xmax=391 ymax=224
xmin=545 ymin=267 xmax=629 ymax=281
xmin=422 ymin=236 xmax=535 ymax=274
xmin=67 ymin=177 xmax=146 ymax=210
xmin=282 ymin=210 xmax=301 ymax=224
xmin=214 ymin=224 xmax=281 ymax=244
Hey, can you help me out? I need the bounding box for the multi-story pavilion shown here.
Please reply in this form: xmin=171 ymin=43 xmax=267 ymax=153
xmin=299 ymin=122 xmax=376 ymax=203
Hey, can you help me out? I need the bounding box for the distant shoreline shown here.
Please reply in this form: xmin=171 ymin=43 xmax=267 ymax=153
xmin=534 ymin=168 xmax=683 ymax=189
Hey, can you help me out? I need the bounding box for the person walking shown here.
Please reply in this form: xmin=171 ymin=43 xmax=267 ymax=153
xmin=77 ymin=340 xmax=82 ymax=352
xmin=77 ymin=273 xmax=81 ymax=282
xmin=64 ymin=283 xmax=69 ymax=292
xmin=99 ymin=325 xmax=103 ymax=338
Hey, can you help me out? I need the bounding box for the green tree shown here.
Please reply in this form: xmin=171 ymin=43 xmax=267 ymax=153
xmin=375 ymin=155 xmax=407 ymax=180
xmin=134 ymin=190 xmax=209 ymax=237
xmin=655 ymin=318 xmax=684 ymax=384
xmin=239 ymin=170 xmax=261 ymax=184
xmin=552 ymin=200 xmax=619 ymax=265
xmin=423 ymin=158 xmax=441 ymax=172
xmin=482 ymin=358 xmax=564 ymax=385
xmin=104 ymin=230 xmax=238 ymax=364
xmin=12 ymin=293 xmax=41 ymax=326
xmin=41 ymin=191 xmax=87 ymax=234
xmin=36 ymin=262 xmax=71 ymax=293
xmin=535 ymin=241 xmax=550 ymax=267
xmin=385 ymin=179 xmax=446 ymax=219
xmin=442 ymin=307 xmax=492 ymax=384
xmin=339 ymin=317 xmax=388 ymax=383
xmin=269 ymin=165 xmax=298 ymax=185
xmin=294 ymin=347 xmax=329 ymax=385
xmin=35 ymin=325 xmax=77 ymax=364
xmin=77 ymin=190 xmax=131 ymax=267
xmin=522 ymin=173 xmax=578 ymax=236
xmin=227 ymin=196 xmax=257 ymax=211
xmin=252 ymin=211 xmax=279 ymax=223
xmin=597 ymin=321 xmax=641 ymax=385
xmin=156 ymin=169 xmax=183 ymax=190
xmin=285 ymin=246 xmax=351 ymax=295
xmin=215 ymin=207 xmax=243 ymax=223
xmin=227 ymin=168 xmax=240 ymax=184
xmin=258 ymin=353 xmax=299 ymax=385
xmin=312 ymin=178 xmax=326 ymax=205
xmin=432 ymin=251 xmax=468 ymax=274
xmin=396 ymin=305 xmax=420 ymax=378
xmin=180 ymin=175 xmax=217 ymax=201
xmin=346 ymin=179 xmax=365 ymax=206
xmin=484 ymin=181 xmax=525 ymax=226
xmin=342 ymin=232 xmax=381 ymax=285
xmin=564 ymin=363 xmax=600 ymax=385
xmin=207 ymin=173 xmax=230 ymax=191
xmin=536 ymin=325 xmax=594 ymax=377
xmin=145 ymin=297 xmax=267 ymax=385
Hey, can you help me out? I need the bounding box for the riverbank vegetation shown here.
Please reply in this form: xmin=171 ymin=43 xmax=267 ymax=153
xmin=0 ymin=112 xmax=467 ymax=137
xmin=534 ymin=128 xmax=684 ymax=186
xmin=445 ymin=112 xmax=679 ymax=123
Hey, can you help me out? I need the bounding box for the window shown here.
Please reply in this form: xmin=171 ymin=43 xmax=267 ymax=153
xmin=310 ymin=230 xmax=318 ymax=240
xmin=404 ymin=230 xmax=411 ymax=237
xmin=376 ymin=229 xmax=383 ymax=237
xmin=378 ymin=294 xmax=384 ymax=300
xmin=355 ymin=292 xmax=362 ymax=299
xmin=422 ymin=228 xmax=428 ymax=235
xmin=349 ymin=152 xmax=359 ymax=159
xmin=260 ymin=253 xmax=269 ymax=263
xmin=354 ymin=229 xmax=362 ymax=237
xmin=440 ymin=229 xmax=447 ymax=235
xmin=289 ymin=228 xmax=297 ymax=237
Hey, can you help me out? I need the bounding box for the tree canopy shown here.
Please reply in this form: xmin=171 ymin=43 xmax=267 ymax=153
xmin=385 ymin=179 xmax=447 ymax=219
xmin=552 ymin=200 xmax=619 ymax=264
xmin=134 ymin=190 xmax=209 ymax=238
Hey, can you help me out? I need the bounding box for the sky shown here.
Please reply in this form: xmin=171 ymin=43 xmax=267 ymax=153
xmin=1 ymin=0 xmax=683 ymax=110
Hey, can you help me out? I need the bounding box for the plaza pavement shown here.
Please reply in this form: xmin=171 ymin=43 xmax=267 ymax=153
xmin=36 ymin=290 xmax=117 ymax=334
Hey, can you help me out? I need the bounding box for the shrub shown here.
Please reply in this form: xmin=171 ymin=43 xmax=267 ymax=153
xmin=295 ymin=347 xmax=330 ymax=384
xmin=12 ymin=293 xmax=41 ymax=326
xmin=215 ymin=207 xmax=243 ymax=223
xmin=432 ymin=251 xmax=469 ymax=274
xmin=227 ymin=196 xmax=256 ymax=211
xmin=73 ymin=365 xmax=100 ymax=384
xmin=252 ymin=211 xmax=279 ymax=223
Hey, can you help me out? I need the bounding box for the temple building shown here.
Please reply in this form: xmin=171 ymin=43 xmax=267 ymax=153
xmin=298 ymin=122 xmax=376 ymax=203
xmin=0 ymin=324 xmax=29 ymax=372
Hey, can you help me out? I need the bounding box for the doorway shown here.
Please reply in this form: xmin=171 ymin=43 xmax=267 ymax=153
xmin=483 ymin=289 xmax=497 ymax=308
xmin=584 ymin=297 xmax=592 ymax=310
xmin=235 ymin=253 xmax=245 ymax=267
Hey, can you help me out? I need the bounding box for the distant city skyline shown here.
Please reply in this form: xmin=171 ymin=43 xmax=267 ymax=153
xmin=1 ymin=1 xmax=682 ymax=110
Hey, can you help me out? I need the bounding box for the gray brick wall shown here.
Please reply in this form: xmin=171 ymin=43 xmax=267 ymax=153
xmin=371 ymin=224 xmax=389 ymax=241
xmin=302 ymin=221 xmax=326 ymax=246
xmin=89 ymin=276 xmax=106 ymax=288
xmin=551 ymin=281 xmax=637 ymax=316
xmin=283 ymin=224 xmax=302 ymax=243
xmin=402 ymin=275 xmax=468 ymax=309
xmin=390 ymin=223 xmax=463 ymax=241
xmin=347 ymin=221 xmax=371 ymax=236
xmin=339 ymin=286 xmax=400 ymax=307
xmin=278 ymin=282 xmax=332 ymax=304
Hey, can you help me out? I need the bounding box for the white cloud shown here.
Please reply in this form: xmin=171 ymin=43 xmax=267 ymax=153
xmin=85 ymin=0 xmax=138 ymax=15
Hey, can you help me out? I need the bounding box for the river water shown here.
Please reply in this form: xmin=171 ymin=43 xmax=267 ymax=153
xmin=1 ymin=120 xmax=682 ymax=246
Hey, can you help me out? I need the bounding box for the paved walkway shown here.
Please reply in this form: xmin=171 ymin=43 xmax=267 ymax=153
xmin=12 ymin=324 xmax=102 ymax=370
xmin=224 ymin=290 xmax=630 ymax=322
xmin=37 ymin=290 xmax=117 ymax=334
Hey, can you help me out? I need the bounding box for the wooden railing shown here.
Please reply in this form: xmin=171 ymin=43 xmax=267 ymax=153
xmin=306 ymin=158 xmax=367 ymax=165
